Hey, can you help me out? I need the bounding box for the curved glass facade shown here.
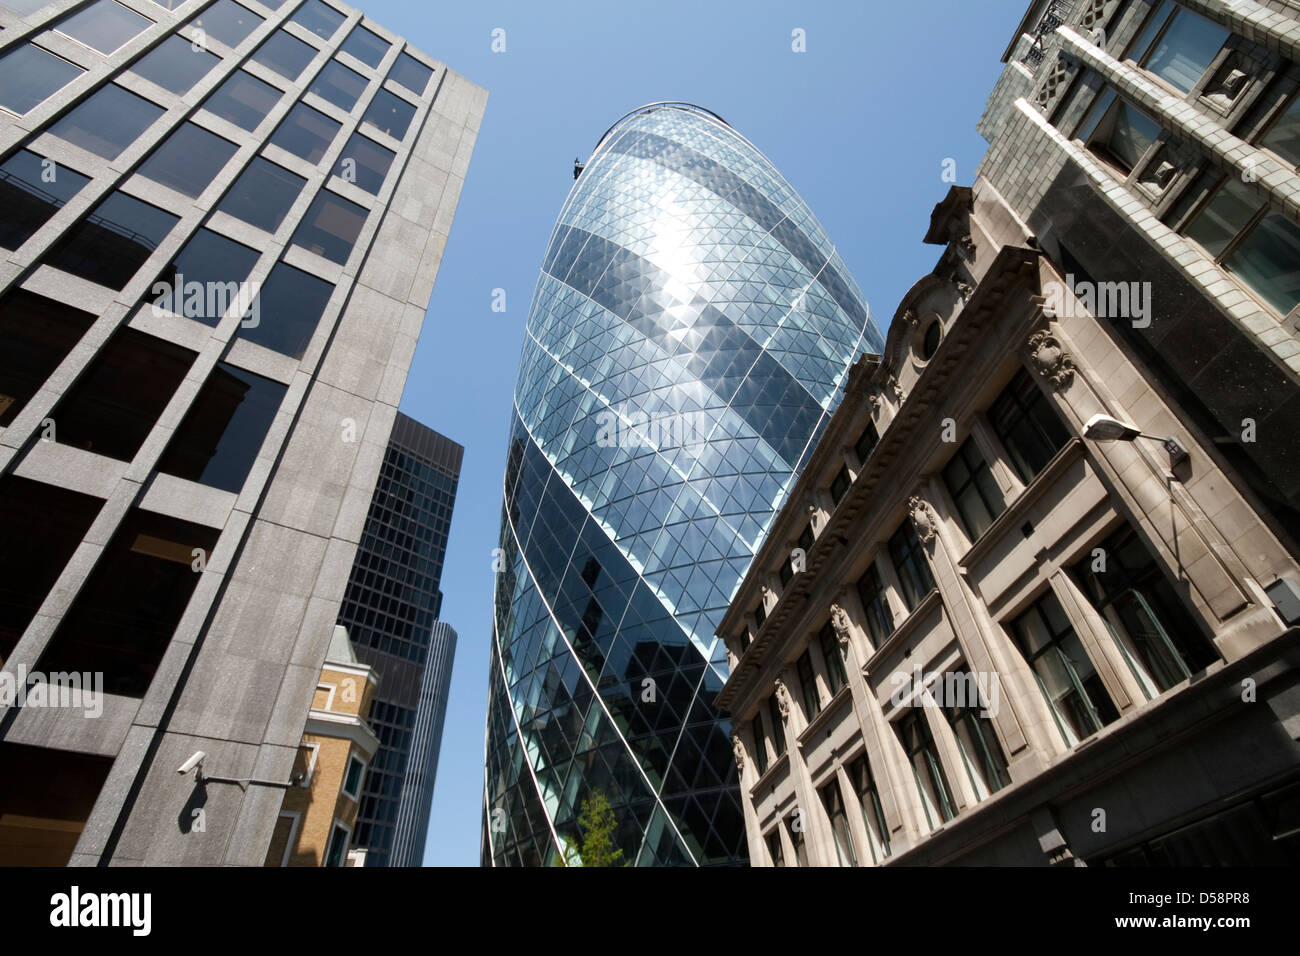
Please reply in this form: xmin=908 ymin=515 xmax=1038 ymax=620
xmin=483 ymin=104 xmax=883 ymax=866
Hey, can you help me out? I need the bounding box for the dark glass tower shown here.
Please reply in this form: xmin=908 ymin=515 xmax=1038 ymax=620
xmin=483 ymin=103 xmax=883 ymax=866
xmin=337 ymin=413 xmax=461 ymax=867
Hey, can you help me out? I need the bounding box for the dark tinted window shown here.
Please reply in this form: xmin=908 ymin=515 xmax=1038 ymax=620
xmin=362 ymin=88 xmax=415 ymax=139
xmin=190 ymin=0 xmax=263 ymax=48
xmin=335 ymin=132 xmax=394 ymax=194
xmin=37 ymin=508 xmax=220 ymax=697
xmin=269 ymin=102 xmax=340 ymax=164
xmin=0 ymin=476 xmax=104 ymax=659
xmin=829 ymin=465 xmax=851 ymax=505
xmin=291 ymin=190 xmax=366 ymax=264
xmin=131 ymin=34 xmax=220 ymax=94
xmin=387 ymin=52 xmax=432 ymax=95
xmin=43 ymin=191 xmax=178 ymax=290
xmin=340 ymin=25 xmax=388 ymax=67
xmin=291 ymin=0 xmax=344 ymax=40
xmin=854 ymin=420 xmax=879 ymax=464
xmin=238 ymin=261 xmax=334 ymax=358
xmin=216 ymin=157 xmax=305 ymax=233
xmin=50 ymin=327 xmax=194 ymax=460
xmin=56 ymin=0 xmax=153 ymax=55
xmin=48 ymin=84 xmax=164 ymax=159
xmin=309 ymin=60 xmax=367 ymax=110
xmin=251 ymin=29 xmax=316 ymax=81
xmin=157 ymin=362 xmax=287 ymax=492
xmin=0 ymin=150 xmax=91 ymax=250
xmin=136 ymin=122 xmax=238 ymax=197
xmin=0 ymin=45 xmax=84 ymax=115
xmin=888 ymin=522 xmax=934 ymax=611
xmin=989 ymin=368 xmax=1071 ymax=484
xmin=941 ymin=437 xmax=1006 ymax=541
xmin=150 ymin=228 xmax=260 ymax=326
xmin=855 ymin=563 xmax=894 ymax=645
xmin=0 ymin=289 xmax=97 ymax=427
xmin=203 ymin=70 xmax=280 ymax=131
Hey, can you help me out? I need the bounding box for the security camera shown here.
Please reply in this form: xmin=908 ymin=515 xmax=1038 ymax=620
xmin=177 ymin=751 xmax=206 ymax=776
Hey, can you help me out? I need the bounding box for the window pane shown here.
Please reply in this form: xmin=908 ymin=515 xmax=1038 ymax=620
xmin=190 ymin=0 xmax=264 ymax=48
xmin=1105 ymin=102 xmax=1160 ymax=172
xmin=251 ymin=29 xmax=316 ymax=81
xmin=334 ymin=132 xmax=394 ymax=194
xmin=291 ymin=0 xmax=344 ymax=40
xmin=136 ymin=122 xmax=238 ymax=197
xmin=49 ymin=84 xmax=164 ymax=159
xmin=269 ymin=102 xmax=340 ymax=164
xmin=291 ymin=189 xmax=367 ymax=264
xmin=1126 ymin=0 xmax=1175 ymax=65
xmin=989 ymin=369 xmax=1069 ymax=484
xmin=0 ymin=150 xmax=91 ymax=251
xmin=0 ymin=45 xmax=84 ymax=115
xmin=309 ymin=60 xmax=367 ymax=111
xmin=56 ymin=0 xmax=153 ymax=55
xmin=1144 ymin=9 xmax=1229 ymax=93
xmin=131 ymin=34 xmax=220 ymax=94
xmin=50 ymin=327 xmax=194 ymax=460
xmin=1185 ymin=176 xmax=1264 ymax=259
xmin=341 ymin=25 xmax=389 ymax=68
xmin=216 ymin=156 xmax=305 ymax=233
xmin=36 ymin=508 xmax=219 ymax=697
xmin=0 ymin=476 xmax=105 ymax=659
xmin=1259 ymin=97 xmax=1300 ymax=168
xmin=238 ymin=261 xmax=334 ymax=358
xmin=203 ymin=69 xmax=280 ymax=131
xmin=362 ymin=88 xmax=415 ymax=140
xmin=854 ymin=421 xmax=878 ymax=464
xmin=1224 ymin=212 xmax=1300 ymax=316
xmin=156 ymin=362 xmax=287 ymax=492
xmin=0 ymin=289 xmax=97 ymax=427
xmin=150 ymin=228 xmax=261 ymax=326
xmin=388 ymin=52 xmax=432 ymax=95
xmin=819 ymin=623 xmax=847 ymax=694
xmin=44 ymin=191 xmax=178 ymax=290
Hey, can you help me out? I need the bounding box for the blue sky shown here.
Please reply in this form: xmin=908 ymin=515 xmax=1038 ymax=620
xmin=353 ymin=0 xmax=1029 ymax=866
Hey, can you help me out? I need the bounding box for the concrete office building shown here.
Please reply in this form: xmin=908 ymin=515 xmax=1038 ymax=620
xmin=482 ymin=103 xmax=881 ymax=866
xmin=335 ymin=415 xmax=460 ymax=867
xmin=0 ymin=0 xmax=484 ymax=865
xmin=718 ymin=0 xmax=1300 ymax=861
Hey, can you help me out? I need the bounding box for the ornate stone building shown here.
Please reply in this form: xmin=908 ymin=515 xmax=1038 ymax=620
xmin=716 ymin=180 xmax=1300 ymax=866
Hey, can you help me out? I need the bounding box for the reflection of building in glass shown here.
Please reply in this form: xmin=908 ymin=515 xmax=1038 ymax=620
xmin=483 ymin=103 xmax=883 ymax=866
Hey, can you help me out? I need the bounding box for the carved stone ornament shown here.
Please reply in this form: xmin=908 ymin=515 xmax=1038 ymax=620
xmin=1026 ymin=328 xmax=1076 ymax=389
xmin=908 ymin=495 xmax=938 ymax=545
xmin=868 ymin=392 xmax=882 ymax=413
xmin=890 ymin=377 xmax=904 ymax=403
xmin=830 ymin=604 xmax=852 ymax=650
xmin=732 ymin=734 xmax=745 ymax=773
xmin=774 ymin=679 xmax=791 ymax=719
xmin=954 ymin=279 xmax=974 ymax=300
xmin=903 ymin=308 xmax=919 ymax=328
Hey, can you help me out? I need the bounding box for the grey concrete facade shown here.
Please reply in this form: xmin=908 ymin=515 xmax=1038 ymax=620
xmin=0 ymin=0 xmax=484 ymax=865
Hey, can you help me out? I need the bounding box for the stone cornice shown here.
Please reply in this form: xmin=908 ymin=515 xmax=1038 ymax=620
xmin=717 ymin=245 xmax=1041 ymax=715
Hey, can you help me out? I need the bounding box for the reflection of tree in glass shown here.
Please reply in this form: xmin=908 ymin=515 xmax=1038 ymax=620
xmin=559 ymin=791 xmax=626 ymax=867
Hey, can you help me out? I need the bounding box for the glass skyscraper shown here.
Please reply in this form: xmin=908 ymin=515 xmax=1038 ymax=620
xmin=483 ymin=103 xmax=883 ymax=866
xmin=337 ymin=414 xmax=461 ymax=867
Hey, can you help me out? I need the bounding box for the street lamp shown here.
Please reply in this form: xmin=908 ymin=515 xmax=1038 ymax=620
xmin=1082 ymin=413 xmax=1189 ymax=468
